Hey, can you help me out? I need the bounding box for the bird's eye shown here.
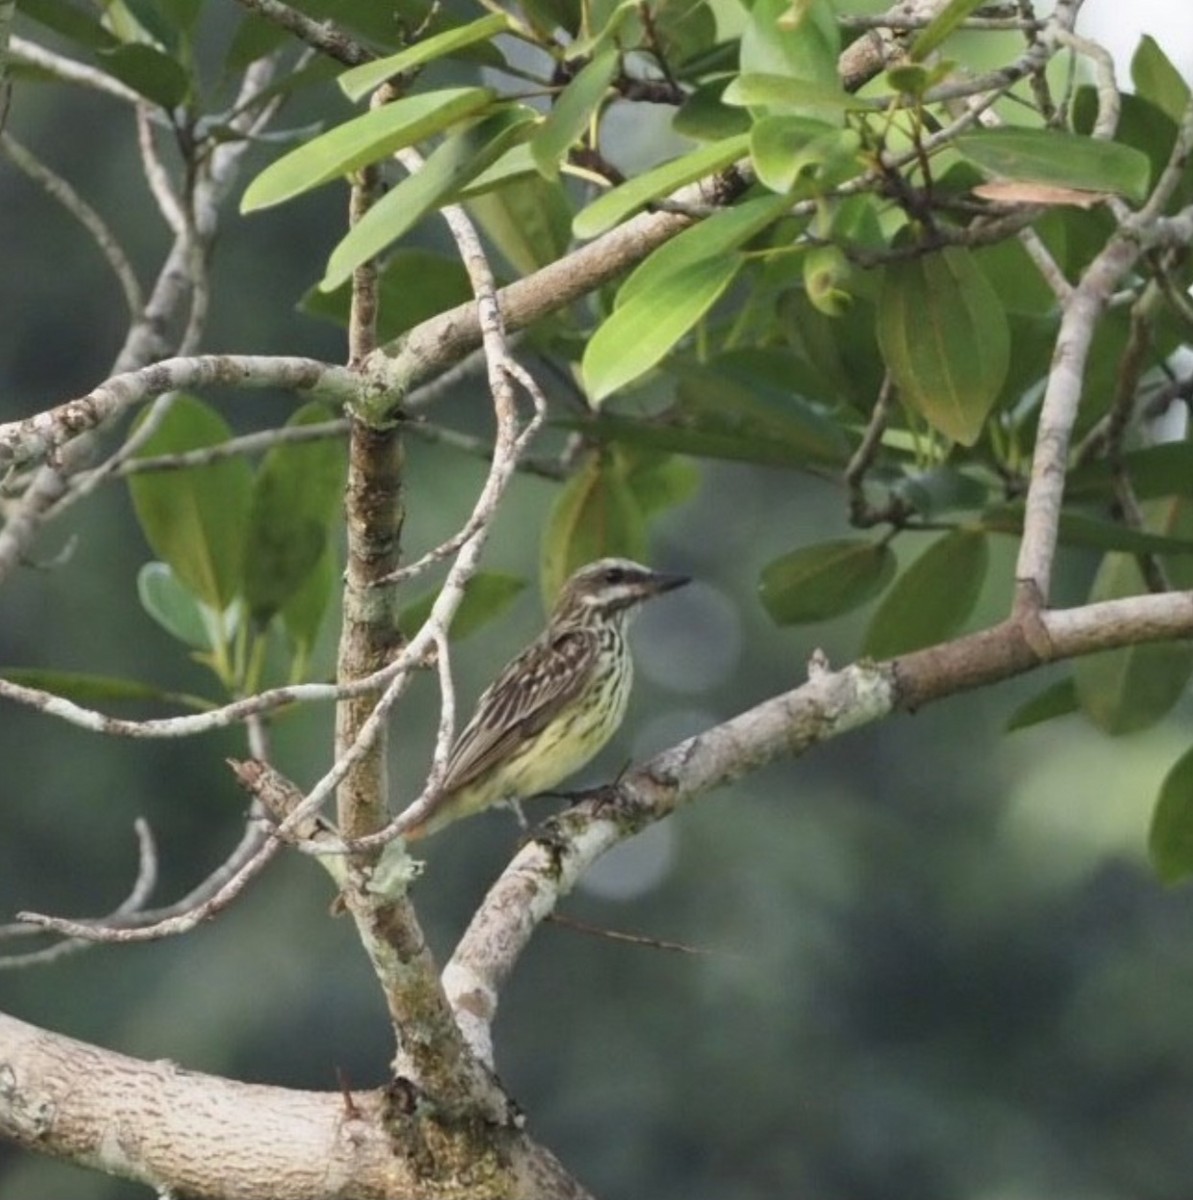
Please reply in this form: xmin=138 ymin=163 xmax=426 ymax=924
xmin=603 ymin=567 xmax=627 ymax=585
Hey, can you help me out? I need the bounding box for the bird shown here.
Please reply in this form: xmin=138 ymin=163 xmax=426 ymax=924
xmin=400 ymin=558 xmax=690 ymax=841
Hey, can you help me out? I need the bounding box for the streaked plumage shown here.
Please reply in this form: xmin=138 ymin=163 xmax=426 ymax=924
xmin=402 ymin=558 xmax=689 ymax=841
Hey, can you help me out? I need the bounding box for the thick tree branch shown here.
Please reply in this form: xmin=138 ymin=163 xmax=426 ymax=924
xmin=445 ymin=588 xmax=1193 ymax=1057
xmin=0 ymin=1011 xmax=591 ymax=1200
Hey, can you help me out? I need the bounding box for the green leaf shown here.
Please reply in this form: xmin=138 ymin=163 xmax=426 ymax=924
xmin=622 ymin=449 xmax=701 ymax=517
xmin=1073 ymin=500 xmax=1193 ymax=735
xmin=337 ymin=14 xmax=510 ymax=101
xmin=241 ymin=87 xmax=494 ymax=212
xmin=16 ymin=0 xmax=117 ymax=51
xmin=1131 ymin=34 xmax=1191 ymax=125
xmin=759 ymin=538 xmax=896 ymax=625
xmin=983 ymin=509 xmax=1193 ymax=556
xmin=282 ymin=543 xmax=337 ymax=668
xmin=242 ymin=403 xmax=347 ymax=624
xmin=1150 ymin=745 xmax=1193 ymax=884
xmin=0 ymin=667 xmax=209 ymax=710
xmin=749 ymin=116 xmax=861 ymax=194
xmin=909 ymin=0 xmax=986 ymax=61
xmin=400 ymin=571 xmax=527 ymax=641
xmin=320 ymin=107 xmax=536 ymax=291
xmin=532 ymin=48 xmax=619 ymax=180
xmin=878 ymin=246 xmax=1010 ymax=446
xmin=673 ymin=79 xmax=752 ymax=141
xmin=572 ymin=134 xmax=750 ymax=240
xmin=128 ymin=396 xmax=252 ymax=611
xmin=617 ymin=194 xmax=791 ymax=309
xmin=954 ymin=128 xmax=1152 ymax=205
xmin=862 ymin=530 xmax=988 ymax=658
xmin=722 ymin=73 xmax=859 ymax=114
xmin=740 ymin=0 xmax=839 ymax=90
xmin=138 ymin=562 xmax=211 ymax=649
xmin=1069 ymin=443 xmax=1193 ymax=504
xmin=541 ymin=450 xmax=647 ymax=602
xmin=99 ymin=43 xmax=190 ymax=108
xmin=302 ymin=250 xmax=472 ymax=342
xmin=1006 ymin=678 xmax=1079 ymax=732
xmin=466 ymin=173 xmax=573 ymax=274
xmin=583 ymin=254 xmax=743 ymax=402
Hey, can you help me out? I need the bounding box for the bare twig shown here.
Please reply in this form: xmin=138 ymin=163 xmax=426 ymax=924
xmin=227 ymin=0 xmax=371 ymax=65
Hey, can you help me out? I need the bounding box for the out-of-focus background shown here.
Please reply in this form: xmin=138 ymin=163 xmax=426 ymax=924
xmin=2 ymin=2 xmax=1193 ymax=1198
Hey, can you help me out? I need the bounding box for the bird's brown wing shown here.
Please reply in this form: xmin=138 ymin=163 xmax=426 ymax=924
xmin=439 ymin=627 xmax=600 ymax=795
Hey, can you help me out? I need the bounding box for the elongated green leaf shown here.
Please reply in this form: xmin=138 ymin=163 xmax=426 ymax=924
xmin=862 ymin=530 xmax=988 ymax=658
xmin=910 ymin=0 xmax=986 ymax=60
xmin=982 ymin=508 xmax=1193 ymax=555
xmin=1131 ymin=34 xmax=1191 ymax=125
xmin=337 ymin=14 xmax=510 ymax=101
xmin=320 ymin=107 xmax=535 ymax=291
xmin=572 ymin=134 xmax=750 ymax=240
xmin=878 ymin=246 xmax=1010 ymax=446
xmin=760 ymin=538 xmax=896 ymax=625
xmin=583 ymin=255 xmax=742 ymax=402
xmin=532 ymin=48 xmax=618 ymax=180
xmin=722 ymin=73 xmax=859 ymax=113
xmin=1150 ymin=745 xmax=1193 ymax=884
xmin=282 ymin=543 xmax=337 ymax=669
xmin=673 ymin=80 xmax=752 ymax=141
xmin=241 ymin=87 xmax=494 ymax=212
xmin=749 ymin=116 xmax=850 ymax=194
xmin=16 ymin=0 xmax=117 ymax=51
xmin=623 ymin=449 xmax=701 ymax=517
xmin=0 ymin=667 xmax=210 ymax=710
xmin=400 ymin=572 xmax=527 ymax=641
xmin=1006 ymin=678 xmax=1079 ymax=732
xmin=617 ymin=194 xmax=791 ymax=309
xmin=128 ymin=396 xmax=252 ymax=611
xmin=454 ymin=144 xmax=539 ymax=198
xmin=541 ymin=450 xmax=647 ymax=602
xmin=100 ymin=43 xmax=189 ymax=108
xmin=954 ymin=128 xmax=1151 ymax=205
xmin=1069 ymin=443 xmax=1193 ymax=503
xmin=466 ymin=174 xmax=572 ymax=274
xmin=242 ymin=403 xmax=347 ymax=623
xmin=302 ymin=249 xmax=473 ymax=341
xmin=1074 ymin=499 xmax=1193 ymax=735
xmin=138 ymin=562 xmax=211 ymax=649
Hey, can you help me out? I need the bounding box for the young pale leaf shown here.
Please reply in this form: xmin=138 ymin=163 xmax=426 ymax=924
xmin=128 ymin=396 xmax=252 ymax=611
xmin=337 ymin=14 xmax=510 ymax=101
xmin=759 ymin=538 xmax=896 ymax=625
xmin=1131 ymin=34 xmax=1191 ymax=124
xmin=241 ymin=87 xmax=494 ymax=212
xmin=1006 ymin=677 xmax=1079 ymax=732
xmin=320 ymin=107 xmax=535 ymax=290
xmin=953 ymin=129 xmax=1151 ymax=205
xmin=749 ymin=115 xmax=840 ymax=193
xmin=862 ymin=529 xmax=988 ymax=658
xmin=138 ymin=562 xmax=211 ymax=649
xmin=583 ymin=254 xmax=742 ymax=403
xmin=909 ymin=0 xmax=986 ymax=60
xmin=541 ymin=450 xmax=647 ymax=602
xmin=532 ymin=48 xmax=619 ymax=180
xmin=1150 ymin=745 xmax=1193 ymax=884
xmin=617 ymin=193 xmax=790 ymax=309
xmin=400 ymin=572 xmax=527 ymax=641
xmin=878 ymin=246 xmax=1010 ymax=446
xmin=572 ymin=134 xmax=750 ymax=240
xmin=242 ymin=403 xmax=347 ymax=624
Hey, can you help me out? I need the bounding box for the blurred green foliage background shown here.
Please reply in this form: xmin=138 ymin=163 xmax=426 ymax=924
xmin=4 ymin=5 xmax=1193 ymax=1199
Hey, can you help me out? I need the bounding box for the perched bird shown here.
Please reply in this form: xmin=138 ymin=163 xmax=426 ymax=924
xmin=401 ymin=558 xmax=689 ymax=841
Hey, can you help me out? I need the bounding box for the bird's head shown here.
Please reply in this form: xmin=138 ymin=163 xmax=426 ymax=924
xmin=552 ymin=558 xmax=689 ymax=626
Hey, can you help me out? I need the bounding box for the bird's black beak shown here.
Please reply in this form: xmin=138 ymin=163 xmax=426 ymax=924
xmin=646 ymin=570 xmax=690 ymax=596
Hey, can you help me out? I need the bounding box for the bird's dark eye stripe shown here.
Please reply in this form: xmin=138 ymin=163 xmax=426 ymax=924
xmin=603 ymin=567 xmax=627 ymax=584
